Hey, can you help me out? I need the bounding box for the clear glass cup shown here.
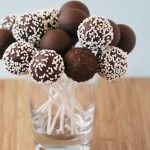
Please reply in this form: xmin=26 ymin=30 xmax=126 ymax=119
xmin=28 ymin=74 xmax=98 ymax=150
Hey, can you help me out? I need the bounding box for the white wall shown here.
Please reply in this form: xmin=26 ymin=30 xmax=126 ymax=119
xmin=0 ymin=0 xmax=150 ymax=78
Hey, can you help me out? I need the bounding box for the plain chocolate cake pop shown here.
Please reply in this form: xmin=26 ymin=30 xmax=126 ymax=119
xmin=0 ymin=29 xmax=16 ymax=59
xmin=36 ymin=9 xmax=59 ymax=30
xmin=97 ymin=46 xmax=128 ymax=80
xmin=3 ymin=41 xmax=36 ymax=75
xmin=58 ymin=8 xmax=88 ymax=35
xmin=64 ymin=48 xmax=97 ymax=82
xmin=12 ymin=13 xmax=46 ymax=44
xmin=59 ymin=1 xmax=90 ymax=16
xmin=40 ymin=29 xmax=73 ymax=55
xmin=117 ymin=24 xmax=136 ymax=54
xmin=29 ymin=49 xmax=65 ymax=83
xmin=109 ymin=20 xmax=120 ymax=46
xmin=0 ymin=14 xmax=16 ymax=30
xmin=77 ymin=16 xmax=114 ymax=55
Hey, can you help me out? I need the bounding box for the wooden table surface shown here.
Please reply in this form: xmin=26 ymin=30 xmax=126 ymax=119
xmin=0 ymin=78 xmax=150 ymax=150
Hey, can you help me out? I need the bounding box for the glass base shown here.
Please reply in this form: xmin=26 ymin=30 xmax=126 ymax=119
xmin=35 ymin=143 xmax=91 ymax=150
xmin=33 ymin=130 xmax=91 ymax=150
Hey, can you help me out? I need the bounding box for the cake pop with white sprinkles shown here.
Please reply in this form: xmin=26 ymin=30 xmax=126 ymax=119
xmin=29 ymin=50 xmax=65 ymax=83
xmin=36 ymin=9 xmax=59 ymax=30
xmin=77 ymin=16 xmax=114 ymax=55
xmin=0 ymin=14 xmax=16 ymax=30
xmin=3 ymin=41 xmax=36 ymax=75
xmin=97 ymin=46 xmax=128 ymax=80
xmin=12 ymin=13 xmax=46 ymax=44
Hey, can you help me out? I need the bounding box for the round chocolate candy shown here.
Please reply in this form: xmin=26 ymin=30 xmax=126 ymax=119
xmin=59 ymin=1 xmax=90 ymax=16
xmin=58 ymin=8 xmax=88 ymax=35
xmin=3 ymin=41 xmax=36 ymax=75
xmin=36 ymin=9 xmax=59 ymax=30
xmin=97 ymin=46 xmax=128 ymax=80
xmin=0 ymin=29 xmax=16 ymax=59
xmin=77 ymin=17 xmax=114 ymax=55
xmin=109 ymin=20 xmax=120 ymax=46
xmin=64 ymin=48 xmax=97 ymax=82
xmin=12 ymin=13 xmax=47 ymax=44
xmin=0 ymin=14 xmax=16 ymax=30
xmin=117 ymin=24 xmax=136 ymax=54
xmin=39 ymin=29 xmax=73 ymax=55
xmin=29 ymin=49 xmax=65 ymax=83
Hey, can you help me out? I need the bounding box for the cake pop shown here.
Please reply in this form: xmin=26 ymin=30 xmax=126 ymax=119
xmin=0 ymin=14 xmax=16 ymax=30
xmin=117 ymin=24 xmax=136 ymax=54
xmin=29 ymin=49 xmax=65 ymax=83
xmin=77 ymin=16 xmax=114 ymax=55
xmin=12 ymin=13 xmax=46 ymax=44
xmin=0 ymin=29 xmax=16 ymax=59
xmin=59 ymin=0 xmax=90 ymax=16
xmin=97 ymin=46 xmax=128 ymax=80
xmin=39 ymin=29 xmax=73 ymax=55
xmin=64 ymin=48 xmax=97 ymax=82
xmin=3 ymin=41 xmax=36 ymax=75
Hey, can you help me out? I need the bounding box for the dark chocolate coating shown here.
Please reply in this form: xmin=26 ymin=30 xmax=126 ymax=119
xmin=58 ymin=9 xmax=88 ymax=35
xmin=0 ymin=29 xmax=16 ymax=59
xmin=59 ymin=1 xmax=90 ymax=16
xmin=117 ymin=24 xmax=136 ymax=54
xmin=109 ymin=20 xmax=120 ymax=46
xmin=39 ymin=29 xmax=73 ymax=55
xmin=29 ymin=50 xmax=64 ymax=83
xmin=64 ymin=48 xmax=97 ymax=82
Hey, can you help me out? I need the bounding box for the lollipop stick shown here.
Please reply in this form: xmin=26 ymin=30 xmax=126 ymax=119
xmin=46 ymin=103 xmax=52 ymax=134
xmin=59 ymin=104 xmax=65 ymax=133
xmin=47 ymin=105 xmax=62 ymax=135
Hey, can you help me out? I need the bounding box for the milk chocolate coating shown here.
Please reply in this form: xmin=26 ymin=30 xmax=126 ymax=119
xmin=109 ymin=20 xmax=120 ymax=46
xmin=39 ymin=29 xmax=73 ymax=55
xmin=0 ymin=29 xmax=16 ymax=59
xmin=59 ymin=1 xmax=90 ymax=16
xmin=64 ymin=48 xmax=97 ymax=82
xmin=117 ymin=24 xmax=136 ymax=54
xmin=58 ymin=9 xmax=88 ymax=35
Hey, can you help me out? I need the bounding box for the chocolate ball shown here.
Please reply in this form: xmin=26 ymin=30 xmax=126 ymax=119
xmin=117 ymin=24 xmax=136 ymax=54
xmin=64 ymin=48 xmax=97 ymax=82
xmin=36 ymin=9 xmax=59 ymax=30
xmin=29 ymin=49 xmax=65 ymax=83
xmin=97 ymin=46 xmax=128 ymax=80
xmin=59 ymin=1 xmax=90 ymax=16
xmin=77 ymin=17 xmax=114 ymax=55
xmin=109 ymin=20 xmax=120 ymax=46
xmin=3 ymin=41 xmax=36 ymax=75
xmin=12 ymin=13 xmax=47 ymax=44
xmin=58 ymin=8 xmax=88 ymax=35
xmin=40 ymin=29 xmax=73 ymax=55
xmin=0 ymin=14 xmax=16 ymax=30
xmin=0 ymin=29 xmax=16 ymax=59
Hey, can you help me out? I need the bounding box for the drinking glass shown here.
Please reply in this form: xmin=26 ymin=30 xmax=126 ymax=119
xmin=28 ymin=74 xmax=98 ymax=150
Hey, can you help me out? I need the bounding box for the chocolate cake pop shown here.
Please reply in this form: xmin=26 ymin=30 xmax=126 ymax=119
xmin=0 ymin=14 xmax=16 ymax=30
xmin=97 ymin=46 xmax=128 ymax=80
xmin=117 ymin=24 xmax=136 ymax=54
xmin=77 ymin=17 xmax=114 ymax=55
xmin=3 ymin=41 xmax=36 ymax=75
xmin=64 ymin=48 xmax=97 ymax=82
xmin=58 ymin=8 xmax=88 ymax=35
xmin=40 ymin=29 xmax=73 ymax=55
xmin=59 ymin=1 xmax=90 ymax=16
xmin=12 ymin=13 xmax=46 ymax=44
xmin=29 ymin=49 xmax=65 ymax=83
xmin=36 ymin=9 xmax=59 ymax=30
xmin=0 ymin=29 xmax=16 ymax=59
xmin=109 ymin=20 xmax=120 ymax=46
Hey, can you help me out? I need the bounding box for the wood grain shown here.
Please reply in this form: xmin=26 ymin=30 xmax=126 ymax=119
xmin=0 ymin=79 xmax=150 ymax=150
